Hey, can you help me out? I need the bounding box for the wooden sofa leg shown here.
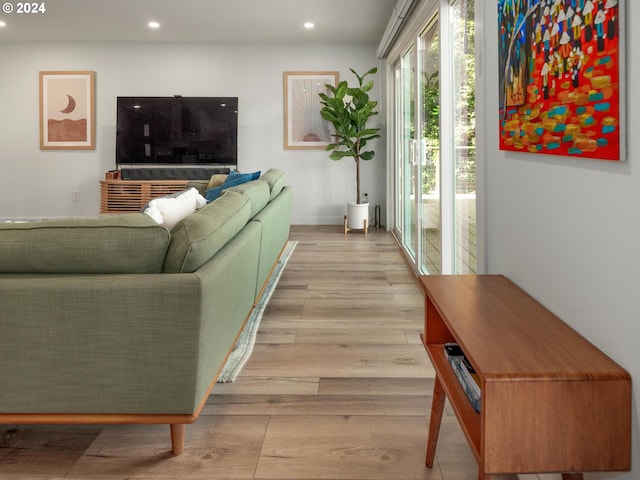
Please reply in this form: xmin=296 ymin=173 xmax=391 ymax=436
xmin=170 ymin=424 xmax=186 ymax=455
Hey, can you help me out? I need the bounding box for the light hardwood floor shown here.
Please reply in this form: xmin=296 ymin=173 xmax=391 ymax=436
xmin=0 ymin=225 xmax=514 ymax=480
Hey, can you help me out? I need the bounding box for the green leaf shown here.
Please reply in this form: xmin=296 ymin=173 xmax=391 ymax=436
xmin=361 ymin=80 xmax=374 ymax=93
xmin=329 ymin=150 xmax=351 ymax=160
xmin=359 ymin=128 xmax=381 ymax=138
xmin=320 ymin=111 xmax=338 ymax=123
xmin=335 ymin=82 xmax=348 ymax=99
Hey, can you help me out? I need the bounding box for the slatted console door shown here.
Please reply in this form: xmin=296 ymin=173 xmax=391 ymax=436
xmin=100 ymin=180 xmax=189 ymax=214
xmin=420 ymin=275 xmax=631 ymax=480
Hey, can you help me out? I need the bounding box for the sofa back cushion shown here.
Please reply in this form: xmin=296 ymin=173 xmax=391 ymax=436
xmin=186 ymin=180 xmax=208 ymax=196
xmin=260 ymin=168 xmax=286 ymax=201
xmin=227 ymin=179 xmax=270 ymax=219
xmin=0 ymin=214 xmax=170 ymax=274
xmin=164 ymin=190 xmax=251 ymax=273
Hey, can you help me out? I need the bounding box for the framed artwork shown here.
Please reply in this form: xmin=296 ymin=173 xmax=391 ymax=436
xmin=283 ymin=71 xmax=339 ymax=149
xmin=39 ymin=71 xmax=95 ymax=150
xmin=498 ymin=0 xmax=624 ymax=161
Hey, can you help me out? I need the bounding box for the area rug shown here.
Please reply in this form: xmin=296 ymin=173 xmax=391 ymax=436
xmin=216 ymin=240 xmax=297 ymax=383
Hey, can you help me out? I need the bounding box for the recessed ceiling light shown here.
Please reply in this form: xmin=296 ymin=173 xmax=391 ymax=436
xmin=304 ymin=22 xmax=314 ymax=29
xmin=148 ymin=21 xmax=160 ymax=29
xmin=0 ymin=21 xmax=6 ymax=28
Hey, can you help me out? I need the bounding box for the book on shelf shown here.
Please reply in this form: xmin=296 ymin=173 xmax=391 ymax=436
xmin=444 ymin=343 xmax=481 ymax=412
xmin=462 ymin=355 xmax=476 ymax=373
xmin=444 ymin=342 xmax=464 ymax=358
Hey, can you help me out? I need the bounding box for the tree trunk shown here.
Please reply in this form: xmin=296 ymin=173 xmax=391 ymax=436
xmin=355 ymin=156 xmax=361 ymax=204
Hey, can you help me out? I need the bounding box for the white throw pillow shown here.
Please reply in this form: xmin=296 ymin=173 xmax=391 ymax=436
xmin=195 ymin=191 xmax=207 ymax=209
xmin=143 ymin=205 xmax=164 ymax=224
xmin=144 ymin=188 xmax=205 ymax=230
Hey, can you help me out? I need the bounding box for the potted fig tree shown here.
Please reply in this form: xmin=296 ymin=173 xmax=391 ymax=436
xmin=319 ymin=67 xmax=381 ymax=231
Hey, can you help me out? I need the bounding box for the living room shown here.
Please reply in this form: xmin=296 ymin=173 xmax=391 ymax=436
xmin=0 ymin=5 xmax=388 ymax=226
xmin=1 ymin=1 xmax=639 ymax=479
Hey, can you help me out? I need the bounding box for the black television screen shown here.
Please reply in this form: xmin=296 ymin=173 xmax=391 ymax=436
xmin=116 ymin=96 xmax=238 ymax=166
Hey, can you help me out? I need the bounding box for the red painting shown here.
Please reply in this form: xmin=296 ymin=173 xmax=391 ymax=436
xmin=498 ymin=0 xmax=623 ymax=161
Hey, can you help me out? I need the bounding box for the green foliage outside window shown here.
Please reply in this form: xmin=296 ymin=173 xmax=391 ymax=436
xmin=422 ymin=1 xmax=476 ymax=196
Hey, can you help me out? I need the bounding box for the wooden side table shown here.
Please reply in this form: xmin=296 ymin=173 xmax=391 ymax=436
xmin=419 ymin=274 xmax=631 ymax=480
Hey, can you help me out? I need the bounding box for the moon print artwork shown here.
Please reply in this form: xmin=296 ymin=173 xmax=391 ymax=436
xmin=39 ymin=71 xmax=95 ymax=150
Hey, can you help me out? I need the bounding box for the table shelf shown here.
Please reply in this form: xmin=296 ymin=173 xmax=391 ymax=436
xmin=423 ymin=339 xmax=481 ymax=461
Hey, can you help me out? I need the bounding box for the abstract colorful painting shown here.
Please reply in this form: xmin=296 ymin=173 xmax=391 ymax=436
xmin=498 ymin=0 xmax=623 ymax=160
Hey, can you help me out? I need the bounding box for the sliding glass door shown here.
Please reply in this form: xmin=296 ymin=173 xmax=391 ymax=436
xmin=396 ymin=46 xmax=417 ymax=261
xmin=419 ymin=17 xmax=441 ymax=274
xmin=451 ymin=0 xmax=476 ymax=274
xmin=395 ymin=14 xmax=442 ymax=274
xmin=392 ymin=0 xmax=476 ymax=275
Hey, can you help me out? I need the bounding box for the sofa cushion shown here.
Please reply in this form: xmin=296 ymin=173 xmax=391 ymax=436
xmin=0 ymin=214 xmax=170 ymax=274
xmin=204 ymin=170 xmax=261 ymax=203
xmin=186 ymin=181 xmax=208 ymax=196
xmin=206 ymin=173 xmax=228 ymax=189
xmin=164 ymin=190 xmax=251 ymax=273
xmin=260 ymin=168 xmax=286 ymax=200
xmin=227 ymin=179 xmax=270 ymax=219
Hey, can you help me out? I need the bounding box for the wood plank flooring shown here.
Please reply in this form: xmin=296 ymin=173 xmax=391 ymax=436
xmin=0 ymin=225 xmax=514 ymax=480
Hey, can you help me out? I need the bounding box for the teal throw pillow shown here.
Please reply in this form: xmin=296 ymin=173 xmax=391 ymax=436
xmin=205 ymin=170 xmax=261 ymax=202
xmin=227 ymin=170 xmax=261 ymax=183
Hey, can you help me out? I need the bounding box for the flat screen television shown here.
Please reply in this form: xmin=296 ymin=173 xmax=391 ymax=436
xmin=116 ymin=96 xmax=238 ymax=166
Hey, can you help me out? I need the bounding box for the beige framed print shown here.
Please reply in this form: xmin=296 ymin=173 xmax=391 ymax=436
xmin=39 ymin=71 xmax=95 ymax=150
xmin=284 ymin=71 xmax=339 ymax=149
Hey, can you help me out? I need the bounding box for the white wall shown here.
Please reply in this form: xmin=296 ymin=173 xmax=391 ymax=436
xmin=479 ymin=3 xmax=639 ymax=480
xmin=0 ymin=42 xmax=387 ymax=224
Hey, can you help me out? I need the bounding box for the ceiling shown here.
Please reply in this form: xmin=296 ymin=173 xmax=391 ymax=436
xmin=0 ymin=0 xmax=397 ymax=43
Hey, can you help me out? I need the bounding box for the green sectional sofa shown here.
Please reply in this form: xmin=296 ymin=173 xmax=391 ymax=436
xmin=0 ymin=168 xmax=291 ymax=455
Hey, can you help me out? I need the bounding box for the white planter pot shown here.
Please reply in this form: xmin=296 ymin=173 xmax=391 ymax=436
xmin=346 ymin=202 xmax=369 ymax=230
